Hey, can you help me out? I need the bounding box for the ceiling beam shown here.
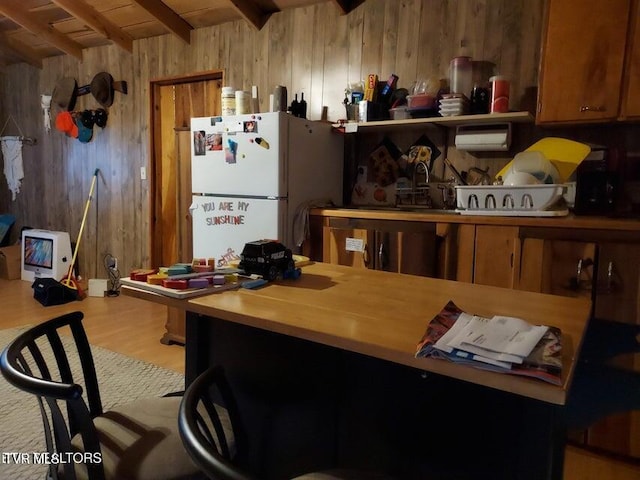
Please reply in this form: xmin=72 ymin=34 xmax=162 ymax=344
xmin=51 ymin=0 xmax=134 ymax=53
xmin=0 ymin=33 xmax=43 ymax=69
xmin=130 ymin=0 xmax=193 ymax=44
xmin=0 ymin=0 xmax=84 ymax=60
xmin=228 ymin=0 xmax=272 ymax=30
xmin=330 ymin=0 xmax=366 ymax=14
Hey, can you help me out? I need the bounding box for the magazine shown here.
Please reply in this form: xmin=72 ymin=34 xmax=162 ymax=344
xmin=415 ymin=301 xmax=563 ymax=385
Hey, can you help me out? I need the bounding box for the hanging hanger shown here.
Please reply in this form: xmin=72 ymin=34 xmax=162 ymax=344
xmin=0 ymin=114 xmax=37 ymax=145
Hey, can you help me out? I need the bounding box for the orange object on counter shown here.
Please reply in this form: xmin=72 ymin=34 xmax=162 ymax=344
xmin=147 ymin=273 xmax=168 ymax=285
xmin=130 ymin=268 xmax=157 ymax=281
xmin=193 ymin=264 xmax=215 ymax=273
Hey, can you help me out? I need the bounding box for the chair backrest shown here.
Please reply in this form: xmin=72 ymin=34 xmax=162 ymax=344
xmin=0 ymin=311 xmax=106 ymax=480
xmin=178 ymin=365 xmax=254 ymax=480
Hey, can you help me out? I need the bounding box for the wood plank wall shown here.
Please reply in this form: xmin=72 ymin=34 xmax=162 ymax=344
xmin=0 ymin=0 xmax=549 ymax=278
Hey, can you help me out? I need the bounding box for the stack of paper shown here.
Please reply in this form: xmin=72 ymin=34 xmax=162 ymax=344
xmin=415 ymin=301 xmax=563 ymax=385
xmin=434 ymin=313 xmax=548 ymax=369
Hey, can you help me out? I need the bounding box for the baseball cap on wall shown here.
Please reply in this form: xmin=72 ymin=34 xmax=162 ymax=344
xmin=76 ymin=116 xmax=93 ymax=143
xmin=93 ymin=108 xmax=108 ymax=128
xmin=55 ymin=111 xmax=78 ymax=138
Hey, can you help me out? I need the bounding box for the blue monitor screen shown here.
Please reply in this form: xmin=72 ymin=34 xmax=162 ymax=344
xmin=24 ymin=236 xmax=53 ymax=269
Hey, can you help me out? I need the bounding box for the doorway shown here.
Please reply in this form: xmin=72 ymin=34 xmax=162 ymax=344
xmin=149 ymin=71 xmax=223 ymax=345
xmin=149 ymin=71 xmax=223 ymax=268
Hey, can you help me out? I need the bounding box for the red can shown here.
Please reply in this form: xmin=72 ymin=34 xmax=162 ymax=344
xmin=490 ymin=76 xmax=510 ymax=113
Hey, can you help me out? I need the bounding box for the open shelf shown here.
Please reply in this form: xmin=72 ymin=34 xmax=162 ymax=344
xmin=334 ymin=111 xmax=534 ymax=132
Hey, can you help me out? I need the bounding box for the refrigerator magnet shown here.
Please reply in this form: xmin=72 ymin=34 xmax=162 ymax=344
xmin=255 ymin=137 xmax=270 ymax=149
xmin=193 ymin=130 xmax=206 ymax=156
xmin=206 ymin=133 xmax=222 ymax=151
xmin=243 ymin=120 xmax=257 ymax=133
xmin=225 ymin=138 xmax=238 ymax=164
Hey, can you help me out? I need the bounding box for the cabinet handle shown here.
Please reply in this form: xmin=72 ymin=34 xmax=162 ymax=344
xmin=597 ymin=261 xmax=617 ymax=294
xmin=362 ymin=244 xmax=370 ymax=267
xmin=378 ymin=242 xmax=386 ymax=270
xmin=579 ymin=105 xmax=605 ymax=112
xmin=606 ymin=261 xmax=614 ymax=292
xmin=569 ymin=258 xmax=594 ymax=291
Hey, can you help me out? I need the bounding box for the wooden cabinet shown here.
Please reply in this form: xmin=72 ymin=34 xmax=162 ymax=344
xmin=472 ymin=226 xmax=520 ymax=288
xmin=586 ymin=243 xmax=640 ymax=459
xmin=518 ymin=236 xmax=596 ymax=299
xmin=322 ymin=218 xmax=437 ymax=277
xmin=622 ymin=0 xmax=640 ymax=118
xmin=323 ymin=223 xmax=369 ymax=269
xmin=456 ymin=225 xmax=526 ymax=289
xmin=512 ymin=229 xmax=640 ymax=460
xmin=537 ymin=0 xmax=636 ymax=124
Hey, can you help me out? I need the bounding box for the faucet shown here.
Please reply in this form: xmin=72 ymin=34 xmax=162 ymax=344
xmin=412 ymin=161 xmax=431 ymax=206
xmin=413 ymin=161 xmax=430 ymax=187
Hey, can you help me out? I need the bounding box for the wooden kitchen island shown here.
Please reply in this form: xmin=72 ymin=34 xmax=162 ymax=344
xmin=123 ymin=262 xmax=591 ymax=480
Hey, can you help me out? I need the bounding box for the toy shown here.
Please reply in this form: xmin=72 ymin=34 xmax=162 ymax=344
xmin=238 ymin=239 xmax=295 ymax=281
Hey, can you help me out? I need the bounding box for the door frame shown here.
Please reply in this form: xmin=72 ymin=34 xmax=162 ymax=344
xmin=149 ymin=70 xmax=224 ymax=268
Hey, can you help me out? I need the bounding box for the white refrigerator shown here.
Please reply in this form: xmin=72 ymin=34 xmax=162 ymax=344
xmin=190 ymin=112 xmax=343 ymax=267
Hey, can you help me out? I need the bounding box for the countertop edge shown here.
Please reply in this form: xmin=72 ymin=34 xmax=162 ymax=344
xmin=310 ymin=208 xmax=640 ymax=231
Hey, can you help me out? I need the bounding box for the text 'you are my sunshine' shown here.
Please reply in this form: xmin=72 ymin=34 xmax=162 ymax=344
xmin=202 ymin=200 xmax=249 ymax=226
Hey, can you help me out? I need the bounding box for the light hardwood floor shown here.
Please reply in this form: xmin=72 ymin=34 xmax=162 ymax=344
xmin=0 ymin=278 xmax=185 ymax=373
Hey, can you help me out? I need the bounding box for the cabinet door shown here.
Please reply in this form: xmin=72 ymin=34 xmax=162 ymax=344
xmin=374 ymin=228 xmax=436 ymax=277
xmin=587 ymin=243 xmax=640 ymax=459
xmin=322 ymin=218 xmax=437 ymax=277
xmin=621 ymin=1 xmax=640 ymax=118
xmin=518 ymin=238 xmax=596 ymax=298
xmin=473 ymin=226 xmax=520 ymax=288
xmin=322 ymin=225 xmax=369 ymax=269
xmin=537 ymin=0 xmax=631 ymax=124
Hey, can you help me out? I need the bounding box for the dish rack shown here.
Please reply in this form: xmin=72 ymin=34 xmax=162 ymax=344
xmin=455 ymin=184 xmax=568 ymax=217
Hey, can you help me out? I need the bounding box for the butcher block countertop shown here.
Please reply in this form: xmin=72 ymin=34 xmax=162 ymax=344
xmin=310 ymin=208 xmax=640 ymax=232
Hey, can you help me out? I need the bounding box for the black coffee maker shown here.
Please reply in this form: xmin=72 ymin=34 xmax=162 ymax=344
xmin=574 ymin=147 xmax=623 ymax=215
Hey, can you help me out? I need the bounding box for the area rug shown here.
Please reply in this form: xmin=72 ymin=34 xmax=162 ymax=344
xmin=0 ymin=326 xmax=185 ymax=480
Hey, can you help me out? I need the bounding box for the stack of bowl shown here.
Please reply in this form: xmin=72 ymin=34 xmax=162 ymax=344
xmin=439 ymin=94 xmax=468 ymax=116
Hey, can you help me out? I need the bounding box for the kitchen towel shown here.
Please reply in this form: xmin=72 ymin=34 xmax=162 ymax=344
xmin=292 ymin=199 xmax=336 ymax=248
xmin=1 ymin=136 xmax=24 ymax=201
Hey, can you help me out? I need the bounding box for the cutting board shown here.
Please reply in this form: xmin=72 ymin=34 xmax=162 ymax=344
xmin=496 ymin=138 xmax=591 ymax=183
xmin=120 ymin=276 xmax=242 ymax=299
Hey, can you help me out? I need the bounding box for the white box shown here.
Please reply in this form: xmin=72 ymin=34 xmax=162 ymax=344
xmin=88 ymin=278 xmax=108 ymax=297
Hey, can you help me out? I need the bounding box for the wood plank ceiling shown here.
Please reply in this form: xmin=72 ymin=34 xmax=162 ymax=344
xmin=0 ymin=0 xmax=365 ymax=68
